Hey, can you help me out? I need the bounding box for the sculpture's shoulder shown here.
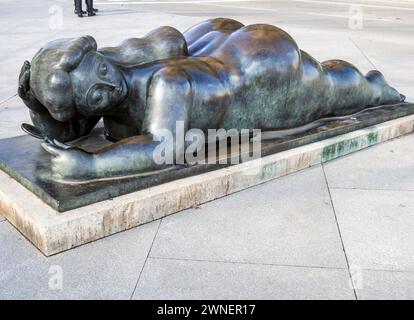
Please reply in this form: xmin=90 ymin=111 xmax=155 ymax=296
xmin=99 ymin=26 xmax=188 ymax=67
xmin=144 ymin=26 xmax=188 ymax=57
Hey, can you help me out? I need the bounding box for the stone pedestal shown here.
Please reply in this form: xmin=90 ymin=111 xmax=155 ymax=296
xmin=0 ymin=114 xmax=413 ymax=256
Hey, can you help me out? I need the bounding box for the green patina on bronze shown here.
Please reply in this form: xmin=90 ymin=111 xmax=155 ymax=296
xmin=3 ymin=17 xmax=411 ymax=210
xmin=15 ymin=18 xmax=406 ymax=183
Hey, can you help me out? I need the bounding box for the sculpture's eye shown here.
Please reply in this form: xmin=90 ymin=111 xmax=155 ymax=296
xmin=87 ymin=86 xmax=106 ymax=108
xmin=93 ymin=94 xmax=102 ymax=105
xmin=99 ymin=63 xmax=108 ymax=76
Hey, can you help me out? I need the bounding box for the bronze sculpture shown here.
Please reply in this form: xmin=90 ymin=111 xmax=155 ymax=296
xmin=18 ymin=18 xmax=405 ymax=182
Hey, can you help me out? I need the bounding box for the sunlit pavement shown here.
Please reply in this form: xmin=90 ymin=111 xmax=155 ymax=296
xmin=0 ymin=0 xmax=414 ymax=299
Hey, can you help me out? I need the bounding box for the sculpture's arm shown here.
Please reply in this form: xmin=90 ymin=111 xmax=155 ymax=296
xmin=18 ymin=61 xmax=100 ymax=142
xmin=29 ymin=110 xmax=101 ymax=142
xmin=42 ymin=66 xmax=193 ymax=181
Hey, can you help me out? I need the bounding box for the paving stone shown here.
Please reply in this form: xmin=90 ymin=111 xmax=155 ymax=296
xmin=151 ymin=165 xmax=348 ymax=268
xmin=132 ymin=257 xmax=355 ymax=300
xmin=355 ymin=269 xmax=414 ymax=300
xmin=331 ymin=188 xmax=414 ymax=271
xmin=0 ymin=220 xmax=159 ymax=299
xmin=324 ymin=134 xmax=414 ymax=191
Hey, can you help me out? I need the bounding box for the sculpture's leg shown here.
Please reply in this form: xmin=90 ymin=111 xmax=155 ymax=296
xmin=321 ymin=60 xmax=404 ymax=116
xmin=285 ymin=52 xmax=405 ymax=128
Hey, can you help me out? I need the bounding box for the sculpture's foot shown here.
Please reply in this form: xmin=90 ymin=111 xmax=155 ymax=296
xmin=366 ymin=70 xmax=405 ymax=105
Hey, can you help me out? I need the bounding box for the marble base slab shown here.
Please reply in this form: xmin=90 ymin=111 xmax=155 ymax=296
xmin=0 ymin=114 xmax=413 ymax=255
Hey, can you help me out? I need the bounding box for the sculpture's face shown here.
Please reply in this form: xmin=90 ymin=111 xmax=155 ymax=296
xmin=71 ymin=51 xmax=128 ymax=116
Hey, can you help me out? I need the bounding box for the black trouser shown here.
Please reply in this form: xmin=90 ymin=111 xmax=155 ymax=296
xmin=74 ymin=0 xmax=93 ymax=14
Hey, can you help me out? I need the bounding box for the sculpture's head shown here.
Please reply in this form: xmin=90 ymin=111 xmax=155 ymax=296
xmin=30 ymin=36 xmax=127 ymax=122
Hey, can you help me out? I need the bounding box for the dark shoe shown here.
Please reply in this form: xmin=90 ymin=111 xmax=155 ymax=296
xmin=77 ymin=12 xmax=83 ymax=17
xmin=93 ymin=8 xmax=98 ymax=12
xmin=88 ymin=12 xmax=96 ymax=16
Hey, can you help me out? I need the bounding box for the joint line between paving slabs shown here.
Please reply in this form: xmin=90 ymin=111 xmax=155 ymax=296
xmin=149 ymin=255 xmax=347 ymax=270
xmin=331 ymin=186 xmax=414 ymax=192
xmin=130 ymin=218 xmax=163 ymax=299
xmin=349 ymin=37 xmax=376 ymax=69
xmin=322 ymin=164 xmax=358 ymax=300
xmin=0 ymin=94 xmax=17 ymax=106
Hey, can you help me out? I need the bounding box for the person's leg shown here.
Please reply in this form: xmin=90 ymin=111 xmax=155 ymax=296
xmin=74 ymin=0 xmax=84 ymax=17
xmin=85 ymin=0 xmax=96 ymax=16
xmin=88 ymin=0 xmax=98 ymax=13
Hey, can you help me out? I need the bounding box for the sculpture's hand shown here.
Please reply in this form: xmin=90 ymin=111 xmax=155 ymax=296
xmin=41 ymin=143 xmax=96 ymax=181
xmin=18 ymin=61 xmax=44 ymax=112
xmin=18 ymin=61 xmax=101 ymax=142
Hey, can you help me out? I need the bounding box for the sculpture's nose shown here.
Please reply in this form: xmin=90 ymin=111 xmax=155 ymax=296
xmin=106 ymin=83 xmax=122 ymax=95
xmin=108 ymin=85 xmax=116 ymax=92
xmin=100 ymin=80 xmax=117 ymax=91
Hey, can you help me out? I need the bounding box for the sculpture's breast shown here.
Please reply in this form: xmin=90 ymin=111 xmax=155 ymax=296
xmin=184 ymin=60 xmax=231 ymax=130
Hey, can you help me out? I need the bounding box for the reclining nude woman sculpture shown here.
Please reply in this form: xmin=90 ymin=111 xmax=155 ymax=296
xmin=18 ymin=18 xmax=405 ymax=182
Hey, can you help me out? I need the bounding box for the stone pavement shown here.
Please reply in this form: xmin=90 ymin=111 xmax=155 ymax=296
xmin=0 ymin=0 xmax=414 ymax=299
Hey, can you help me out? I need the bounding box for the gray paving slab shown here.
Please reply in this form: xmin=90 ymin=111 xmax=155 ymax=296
xmin=150 ymin=165 xmax=348 ymax=269
xmin=324 ymin=134 xmax=414 ymax=191
xmin=0 ymin=220 xmax=160 ymax=299
xmin=0 ymin=96 xmax=35 ymax=138
xmin=348 ymin=37 xmax=414 ymax=101
xmin=132 ymin=257 xmax=355 ymax=300
xmin=331 ymin=188 xmax=414 ymax=271
xmin=0 ymin=121 xmax=25 ymax=140
xmin=355 ymin=269 xmax=414 ymax=300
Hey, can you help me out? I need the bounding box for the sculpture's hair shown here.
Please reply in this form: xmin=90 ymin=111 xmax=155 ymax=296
xmin=29 ymin=36 xmax=97 ymax=120
xmin=28 ymin=32 xmax=187 ymax=120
